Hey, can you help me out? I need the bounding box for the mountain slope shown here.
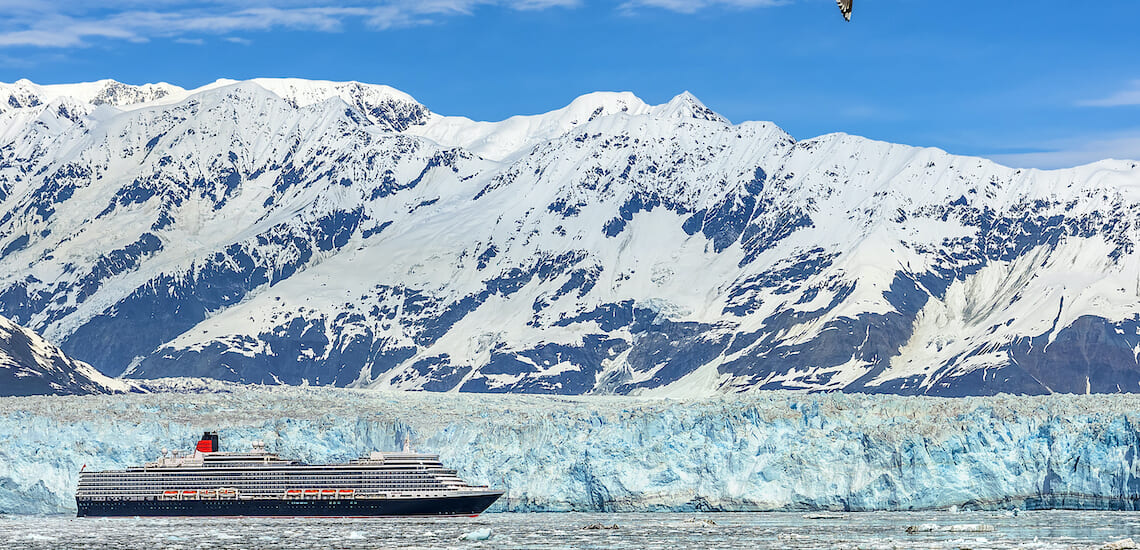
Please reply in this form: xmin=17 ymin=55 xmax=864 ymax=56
xmin=0 ymin=314 xmax=128 ymax=396
xmin=0 ymin=78 xmax=1138 ymax=396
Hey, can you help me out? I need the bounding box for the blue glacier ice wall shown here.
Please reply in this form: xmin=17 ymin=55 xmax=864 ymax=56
xmin=2 ymin=386 xmax=1140 ymax=514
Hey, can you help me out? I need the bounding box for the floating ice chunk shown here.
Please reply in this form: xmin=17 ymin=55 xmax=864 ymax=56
xmin=679 ymin=517 xmax=717 ymax=527
xmin=947 ymin=504 xmax=959 ymax=514
xmin=1101 ymin=539 xmax=1139 ymax=550
xmin=777 ymin=533 xmax=811 ymax=542
xmin=582 ymin=523 xmax=620 ymax=530
xmin=458 ymin=528 xmax=492 ymax=541
xmin=802 ymin=513 xmax=848 ymax=520
xmin=905 ymin=523 xmax=995 ymax=533
xmin=346 ymin=531 xmax=366 ymax=540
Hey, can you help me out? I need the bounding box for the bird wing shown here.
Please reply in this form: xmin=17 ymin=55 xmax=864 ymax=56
xmin=837 ymin=0 xmax=852 ymax=21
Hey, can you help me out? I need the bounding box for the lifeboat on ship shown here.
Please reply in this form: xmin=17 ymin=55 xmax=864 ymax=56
xmin=75 ymin=429 xmax=505 ymax=518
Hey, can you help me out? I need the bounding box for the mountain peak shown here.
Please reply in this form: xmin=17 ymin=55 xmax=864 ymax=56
xmin=652 ymin=91 xmax=727 ymax=123
xmin=0 ymin=78 xmax=433 ymax=133
xmin=0 ymin=79 xmax=189 ymax=112
xmin=560 ymin=91 xmax=651 ymax=121
xmin=406 ymin=90 xmax=652 ymax=161
xmin=239 ymin=78 xmax=430 ymax=132
xmin=245 ymin=78 xmax=424 ymax=107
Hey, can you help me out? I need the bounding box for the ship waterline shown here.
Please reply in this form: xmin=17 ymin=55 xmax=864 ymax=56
xmin=75 ymin=432 xmax=503 ymax=517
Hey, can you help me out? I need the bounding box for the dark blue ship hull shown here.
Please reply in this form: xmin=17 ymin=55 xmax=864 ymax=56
xmin=76 ymin=492 xmax=502 ymax=517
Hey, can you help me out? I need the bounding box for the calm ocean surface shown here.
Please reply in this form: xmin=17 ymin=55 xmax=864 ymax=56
xmin=2 ymin=511 xmax=1139 ymax=549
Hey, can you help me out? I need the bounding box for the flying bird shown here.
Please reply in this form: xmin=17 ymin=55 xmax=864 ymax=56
xmin=837 ymin=0 xmax=852 ymax=21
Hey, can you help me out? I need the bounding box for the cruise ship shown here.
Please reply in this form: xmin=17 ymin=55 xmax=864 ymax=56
xmin=76 ymin=432 xmax=503 ymax=517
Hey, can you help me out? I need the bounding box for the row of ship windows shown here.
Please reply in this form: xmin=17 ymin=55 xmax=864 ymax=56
xmin=77 ymin=493 xmax=452 ymax=499
xmin=82 ymin=486 xmax=445 ymax=492
xmin=80 ymin=487 xmax=450 ymax=492
xmin=91 ymin=472 xmax=446 ymax=476
xmin=105 ymin=469 xmax=447 ymax=474
xmin=80 ymin=481 xmax=442 ymax=486
xmin=82 ymin=476 xmax=460 ymax=486
xmin=191 ymin=460 xmax=444 ymax=465
xmin=78 ymin=489 xmax=450 ymax=495
xmin=86 ymin=479 xmax=444 ymax=484
xmin=182 ymin=466 xmax=444 ymax=471
xmin=82 ymin=480 xmax=445 ymax=486
xmin=82 ymin=479 xmax=445 ymax=483
xmin=79 ymin=481 xmax=444 ymax=486
xmin=78 ymin=490 xmax=453 ymax=496
xmin=143 ymin=465 xmax=446 ymax=471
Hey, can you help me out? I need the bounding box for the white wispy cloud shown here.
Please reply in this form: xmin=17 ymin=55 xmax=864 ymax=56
xmin=620 ymin=0 xmax=787 ymax=14
xmin=988 ymin=132 xmax=1140 ymax=170
xmin=0 ymin=1 xmax=580 ymax=48
xmin=1078 ymin=80 xmax=1140 ymax=107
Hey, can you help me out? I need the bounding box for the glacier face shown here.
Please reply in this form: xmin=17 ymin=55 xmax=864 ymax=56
xmin=2 ymin=385 xmax=1140 ymax=514
xmin=0 ymin=78 xmax=1139 ymax=396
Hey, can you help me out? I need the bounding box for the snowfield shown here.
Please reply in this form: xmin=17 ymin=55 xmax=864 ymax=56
xmin=1 ymin=78 xmax=1139 ymax=397
xmin=2 ymin=384 xmax=1139 ymax=514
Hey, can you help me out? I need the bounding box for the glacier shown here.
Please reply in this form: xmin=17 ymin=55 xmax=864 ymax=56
xmin=2 ymin=384 xmax=1139 ymax=515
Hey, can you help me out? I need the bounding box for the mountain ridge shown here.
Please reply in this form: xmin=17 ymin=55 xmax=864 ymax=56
xmin=0 ymin=314 xmax=129 ymax=396
xmin=1 ymin=78 xmax=1138 ymax=397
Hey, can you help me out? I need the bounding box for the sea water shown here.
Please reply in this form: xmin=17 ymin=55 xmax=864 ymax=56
xmin=2 ymin=511 xmax=1139 ymax=549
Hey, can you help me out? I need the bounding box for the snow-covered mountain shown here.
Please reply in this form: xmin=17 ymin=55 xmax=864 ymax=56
xmin=1 ymin=78 xmax=1138 ymax=397
xmin=0 ymin=314 xmax=128 ymax=396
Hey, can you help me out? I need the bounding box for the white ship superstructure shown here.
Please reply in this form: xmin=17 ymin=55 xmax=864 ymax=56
xmin=75 ymin=432 xmax=503 ymax=517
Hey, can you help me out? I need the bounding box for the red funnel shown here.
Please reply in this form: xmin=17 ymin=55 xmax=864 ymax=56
xmin=195 ymin=432 xmax=219 ymax=453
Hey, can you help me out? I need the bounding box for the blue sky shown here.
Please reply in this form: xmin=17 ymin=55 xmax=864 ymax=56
xmin=0 ymin=0 xmax=1137 ymax=169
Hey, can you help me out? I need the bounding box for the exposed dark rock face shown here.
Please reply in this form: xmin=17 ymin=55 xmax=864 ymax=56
xmin=1 ymin=79 xmax=1138 ymax=395
xmin=0 ymin=315 xmax=124 ymax=396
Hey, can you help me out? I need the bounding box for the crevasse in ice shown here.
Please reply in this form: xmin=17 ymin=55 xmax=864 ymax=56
xmin=2 ymin=384 xmax=1139 ymax=514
